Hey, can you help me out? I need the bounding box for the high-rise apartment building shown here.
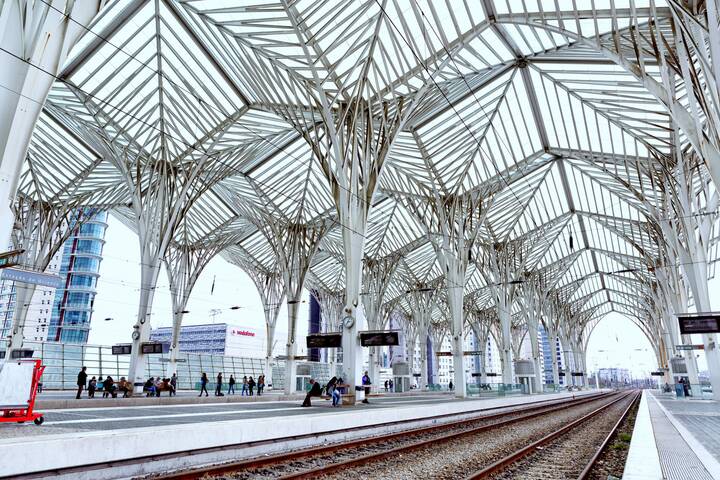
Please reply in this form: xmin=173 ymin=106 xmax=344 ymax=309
xmin=0 ymin=211 xmax=108 ymax=344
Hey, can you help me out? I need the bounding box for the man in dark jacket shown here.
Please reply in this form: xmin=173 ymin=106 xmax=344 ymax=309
xmin=301 ymin=379 xmax=322 ymax=407
xmin=361 ymin=371 xmax=371 ymax=404
xmin=215 ymin=372 xmax=223 ymax=396
xmin=76 ymin=366 xmax=88 ymax=399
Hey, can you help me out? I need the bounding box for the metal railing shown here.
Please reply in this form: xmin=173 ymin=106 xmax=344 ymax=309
xmin=0 ymin=340 xmax=344 ymax=391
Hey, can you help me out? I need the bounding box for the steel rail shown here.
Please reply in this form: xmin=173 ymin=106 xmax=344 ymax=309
xmin=576 ymin=391 xmax=641 ymax=480
xmin=464 ymin=390 xmax=639 ymax=480
xmin=256 ymin=392 xmax=620 ymax=480
xmin=156 ymin=392 xmax=612 ymax=480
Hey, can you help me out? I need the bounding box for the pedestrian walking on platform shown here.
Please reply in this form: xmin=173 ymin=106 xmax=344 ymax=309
xmin=257 ymin=375 xmax=265 ymax=395
xmin=362 ymin=371 xmax=371 ymax=404
xmin=241 ymin=375 xmax=249 ymax=396
xmin=215 ymin=372 xmax=223 ymax=396
xmin=389 ymin=379 xmax=394 ymax=392
xmin=384 ymin=380 xmax=388 ymax=392
xmin=76 ymin=366 xmax=87 ymax=399
xmin=248 ymin=376 xmax=256 ymax=396
xmin=199 ymin=372 xmax=209 ymax=397
xmin=170 ymin=373 xmax=177 ymax=396
xmin=228 ymin=374 xmax=236 ymax=394
xmin=449 ymin=380 xmax=454 ymax=391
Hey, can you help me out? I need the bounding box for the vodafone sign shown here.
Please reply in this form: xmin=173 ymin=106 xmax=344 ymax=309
xmin=230 ymin=328 xmax=256 ymax=337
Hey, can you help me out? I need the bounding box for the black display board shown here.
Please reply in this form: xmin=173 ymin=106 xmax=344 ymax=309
xmin=306 ymin=333 xmax=342 ymax=349
xmin=112 ymin=344 xmax=132 ymax=355
xmin=360 ymin=331 xmax=399 ymax=347
xmin=141 ymin=343 xmax=165 ymax=354
xmin=678 ymin=314 xmax=720 ymax=334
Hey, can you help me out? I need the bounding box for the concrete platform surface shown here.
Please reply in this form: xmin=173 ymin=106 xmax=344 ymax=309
xmin=0 ymin=389 xmax=601 ymax=477
xmin=33 ymin=388 xmax=449 ymax=409
xmin=623 ymin=390 xmax=720 ymax=480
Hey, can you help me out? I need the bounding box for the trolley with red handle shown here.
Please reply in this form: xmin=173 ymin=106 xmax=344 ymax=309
xmin=0 ymin=359 xmax=45 ymax=425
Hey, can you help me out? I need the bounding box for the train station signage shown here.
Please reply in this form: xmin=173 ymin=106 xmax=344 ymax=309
xmin=1 ymin=267 xmax=63 ymax=288
xmin=485 ymin=373 xmax=498 ymax=377
xmin=0 ymin=349 xmax=34 ymax=359
xmin=306 ymin=333 xmax=342 ymax=348
xmin=435 ymin=350 xmax=485 ymax=356
xmin=571 ymin=372 xmax=585 ymax=376
xmin=678 ymin=313 xmax=720 ymax=334
xmin=675 ymin=344 xmax=704 ymax=351
xmin=359 ymin=331 xmax=399 ymax=347
xmin=141 ymin=342 xmax=168 ymax=354
xmin=651 ymin=371 xmax=665 ymax=376
xmin=111 ymin=344 xmax=132 ymax=355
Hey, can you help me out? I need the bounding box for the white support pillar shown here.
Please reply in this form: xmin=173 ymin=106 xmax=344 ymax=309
xmin=0 ymin=1 xmax=101 ymax=249
xmin=498 ymin=293 xmax=514 ymax=385
xmin=419 ymin=333 xmax=428 ymax=390
xmin=128 ymin=257 xmax=161 ymax=394
xmin=284 ymin=297 xmax=301 ymax=395
xmin=340 ymin=210 xmax=366 ymax=398
xmin=682 ymin=259 xmax=720 ymax=400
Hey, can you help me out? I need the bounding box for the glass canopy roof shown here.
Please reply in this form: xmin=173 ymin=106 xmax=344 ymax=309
xmin=20 ymin=0 xmax=719 ymax=344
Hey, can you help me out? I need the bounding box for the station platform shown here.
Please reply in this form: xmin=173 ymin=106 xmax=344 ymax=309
xmin=0 ymin=389 xmax=601 ymax=478
xmin=624 ymin=390 xmax=720 ymax=480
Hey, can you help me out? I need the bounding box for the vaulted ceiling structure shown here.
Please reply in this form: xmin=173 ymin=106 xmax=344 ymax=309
xmin=20 ymin=0 xmax=720 ymax=345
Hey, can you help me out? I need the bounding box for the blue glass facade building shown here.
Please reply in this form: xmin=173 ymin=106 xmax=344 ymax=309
xmin=48 ymin=211 xmax=108 ymax=343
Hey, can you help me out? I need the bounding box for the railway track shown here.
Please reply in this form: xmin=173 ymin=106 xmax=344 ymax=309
xmin=160 ymin=391 xmax=619 ymax=480
xmin=467 ymin=390 xmax=640 ymax=480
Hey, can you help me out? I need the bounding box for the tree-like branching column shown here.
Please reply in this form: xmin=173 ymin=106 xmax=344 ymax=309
xmin=362 ymin=254 xmax=400 ymax=388
xmin=254 ymin=219 xmax=329 ymax=394
xmin=468 ymin=306 xmax=495 ymax=385
xmin=227 ymin=245 xmax=286 ymax=389
xmin=0 ymin=0 xmax=102 ymax=249
xmin=429 ymin=320 xmax=449 ymax=386
xmin=6 ymin=196 xmax=98 ymax=355
xmin=164 ymin=220 xmax=243 ymax=366
xmin=411 ymin=190 xmax=487 ymax=397
xmin=408 ymin=286 xmax=436 ymax=390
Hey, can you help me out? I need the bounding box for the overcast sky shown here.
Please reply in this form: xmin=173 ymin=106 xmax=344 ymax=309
xmin=89 ymin=216 xmax=717 ymax=377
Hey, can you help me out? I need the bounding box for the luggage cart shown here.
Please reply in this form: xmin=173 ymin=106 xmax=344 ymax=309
xmin=0 ymin=359 xmax=45 ymax=425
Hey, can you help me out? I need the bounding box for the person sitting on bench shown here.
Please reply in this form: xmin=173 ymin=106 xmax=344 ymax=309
xmin=326 ymin=376 xmax=342 ymax=407
xmin=301 ymin=378 xmax=322 ymax=407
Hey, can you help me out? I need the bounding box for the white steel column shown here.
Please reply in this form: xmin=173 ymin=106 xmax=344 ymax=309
xmin=497 ymin=291 xmax=514 ymax=385
xmin=0 ymin=0 xmax=101 ymax=249
xmin=165 ymin=235 xmax=233 ymax=367
xmin=362 ymin=256 xmax=398 ymax=391
xmin=5 ymin=200 xmax=93 ymax=358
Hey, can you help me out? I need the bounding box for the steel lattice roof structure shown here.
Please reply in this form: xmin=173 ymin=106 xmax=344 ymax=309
xmin=8 ymin=0 xmax=720 ymax=393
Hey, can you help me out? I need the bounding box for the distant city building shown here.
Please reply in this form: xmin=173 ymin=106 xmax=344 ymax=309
xmin=150 ymin=323 xmax=265 ymax=357
xmin=598 ymin=367 xmax=631 ymax=385
xmin=423 ymin=331 xmax=501 ymax=386
xmin=0 ymin=211 xmax=108 ymax=344
xmin=540 ymin=326 xmax=553 ymax=384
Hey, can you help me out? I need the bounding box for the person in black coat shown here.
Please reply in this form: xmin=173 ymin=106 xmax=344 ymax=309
xmin=301 ymin=378 xmax=322 ymax=407
xmin=215 ymin=372 xmax=223 ymax=396
xmin=248 ymin=376 xmax=256 ymax=396
xmin=76 ymin=366 xmax=88 ymax=399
